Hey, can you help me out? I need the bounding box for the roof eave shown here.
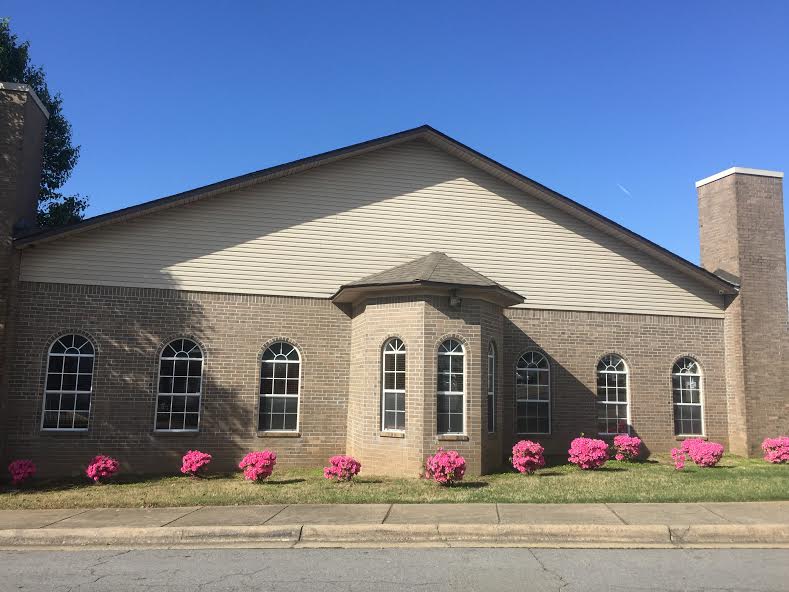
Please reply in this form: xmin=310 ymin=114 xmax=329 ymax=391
xmin=418 ymin=130 xmax=739 ymax=296
xmin=13 ymin=124 xmax=740 ymax=296
xmin=332 ymin=280 xmax=525 ymax=307
xmin=14 ymin=125 xmax=437 ymax=249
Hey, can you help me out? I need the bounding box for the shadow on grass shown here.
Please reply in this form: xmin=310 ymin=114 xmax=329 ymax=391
xmin=451 ymin=481 xmax=488 ymax=489
xmin=263 ymin=478 xmax=306 ymax=485
xmin=543 ymin=456 xmax=571 ymax=469
xmin=1 ymin=479 xmax=91 ymax=494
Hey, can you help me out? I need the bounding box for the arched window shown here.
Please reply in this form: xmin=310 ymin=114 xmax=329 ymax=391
xmin=596 ymin=354 xmax=629 ymax=435
xmin=382 ymin=338 xmax=406 ymax=431
xmin=437 ymin=338 xmax=465 ymax=434
xmin=156 ymin=339 xmax=203 ymax=431
xmin=259 ymin=342 xmax=300 ymax=431
xmin=42 ymin=334 xmax=94 ymax=431
xmin=673 ymin=357 xmax=704 ymax=436
xmin=515 ymin=351 xmax=550 ymax=434
xmin=487 ymin=342 xmax=496 ymax=433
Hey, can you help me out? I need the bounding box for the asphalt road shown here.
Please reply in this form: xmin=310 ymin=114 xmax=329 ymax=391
xmin=1 ymin=548 xmax=787 ymax=591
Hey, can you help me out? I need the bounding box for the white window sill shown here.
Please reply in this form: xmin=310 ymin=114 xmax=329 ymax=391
xmin=436 ymin=434 xmax=469 ymax=442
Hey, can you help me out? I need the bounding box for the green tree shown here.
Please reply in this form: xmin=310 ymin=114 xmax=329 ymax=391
xmin=0 ymin=18 xmax=87 ymax=228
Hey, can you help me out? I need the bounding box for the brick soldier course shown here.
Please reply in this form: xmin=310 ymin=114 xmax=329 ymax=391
xmin=0 ymin=83 xmax=786 ymax=478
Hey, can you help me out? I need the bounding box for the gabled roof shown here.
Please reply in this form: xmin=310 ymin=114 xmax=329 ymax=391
xmin=332 ymin=252 xmax=525 ymax=307
xmin=14 ymin=125 xmax=738 ymax=295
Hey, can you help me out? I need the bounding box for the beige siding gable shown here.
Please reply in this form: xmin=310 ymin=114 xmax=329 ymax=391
xmin=20 ymin=140 xmax=724 ymax=317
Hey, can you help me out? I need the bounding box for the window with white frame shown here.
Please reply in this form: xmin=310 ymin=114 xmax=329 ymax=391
xmin=515 ymin=351 xmax=550 ymax=434
xmin=487 ymin=342 xmax=496 ymax=433
xmin=259 ymin=342 xmax=300 ymax=431
xmin=382 ymin=338 xmax=406 ymax=431
xmin=596 ymin=354 xmax=629 ymax=435
xmin=156 ymin=339 xmax=203 ymax=431
xmin=437 ymin=338 xmax=464 ymax=434
xmin=673 ymin=357 xmax=704 ymax=436
xmin=42 ymin=334 xmax=94 ymax=430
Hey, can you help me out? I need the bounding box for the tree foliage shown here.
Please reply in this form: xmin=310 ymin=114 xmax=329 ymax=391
xmin=0 ymin=18 xmax=87 ymax=228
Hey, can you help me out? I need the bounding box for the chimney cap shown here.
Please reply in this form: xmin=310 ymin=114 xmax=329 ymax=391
xmin=696 ymin=167 xmax=783 ymax=188
xmin=0 ymin=81 xmax=49 ymax=119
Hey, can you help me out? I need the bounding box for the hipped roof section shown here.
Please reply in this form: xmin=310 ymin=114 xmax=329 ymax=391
xmin=14 ymin=125 xmax=738 ymax=295
xmin=332 ymin=251 xmax=526 ymax=307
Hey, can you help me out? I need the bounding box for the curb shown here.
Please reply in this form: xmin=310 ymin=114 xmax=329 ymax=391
xmin=0 ymin=525 xmax=301 ymax=549
xmin=669 ymin=524 xmax=789 ymax=545
xmin=441 ymin=524 xmax=670 ymax=545
xmin=0 ymin=523 xmax=786 ymax=549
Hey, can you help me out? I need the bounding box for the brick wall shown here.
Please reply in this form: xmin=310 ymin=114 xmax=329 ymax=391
xmin=421 ymin=296 xmax=485 ymax=476
xmin=345 ymin=295 xmax=504 ymax=477
xmin=346 ymin=297 xmax=426 ymax=476
xmin=0 ymin=86 xmax=47 ymax=461
xmin=502 ymin=308 xmax=729 ymax=457
xmin=4 ymin=281 xmax=732 ymax=478
xmin=4 ymin=282 xmax=351 ymax=476
xmin=698 ymin=172 xmax=789 ymax=455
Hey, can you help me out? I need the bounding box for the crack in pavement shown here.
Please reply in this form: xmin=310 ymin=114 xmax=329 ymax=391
xmin=528 ymin=548 xmax=571 ymax=591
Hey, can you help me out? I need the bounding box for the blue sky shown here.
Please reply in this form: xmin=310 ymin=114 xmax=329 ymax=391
xmin=5 ymin=1 xmax=788 ymax=265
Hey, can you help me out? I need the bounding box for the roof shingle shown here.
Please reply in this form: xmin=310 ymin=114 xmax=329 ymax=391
xmin=346 ymin=252 xmax=502 ymax=289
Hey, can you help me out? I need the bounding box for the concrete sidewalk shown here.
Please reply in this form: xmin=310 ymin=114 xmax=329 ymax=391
xmin=0 ymin=501 xmax=787 ymax=549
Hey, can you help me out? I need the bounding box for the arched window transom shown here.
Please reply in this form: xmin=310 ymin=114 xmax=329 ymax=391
xmin=156 ymin=339 xmax=203 ymax=431
xmin=673 ymin=357 xmax=704 ymax=436
xmin=437 ymin=338 xmax=465 ymax=434
xmin=515 ymin=351 xmax=550 ymax=434
xmin=382 ymin=338 xmax=406 ymax=431
xmin=259 ymin=341 xmax=300 ymax=431
xmin=596 ymin=354 xmax=629 ymax=435
xmin=42 ymin=334 xmax=94 ymax=431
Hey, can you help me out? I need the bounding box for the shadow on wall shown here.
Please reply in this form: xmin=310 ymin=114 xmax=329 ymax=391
xmin=501 ymin=317 xmax=658 ymax=461
xmin=9 ymin=279 xmax=261 ymax=478
xmin=501 ymin=317 xmax=595 ymax=461
xmin=101 ymin=291 xmax=253 ymax=475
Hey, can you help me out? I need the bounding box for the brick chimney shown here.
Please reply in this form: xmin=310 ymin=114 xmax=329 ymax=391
xmin=697 ymin=167 xmax=788 ymax=455
xmin=0 ymin=82 xmax=49 ymax=454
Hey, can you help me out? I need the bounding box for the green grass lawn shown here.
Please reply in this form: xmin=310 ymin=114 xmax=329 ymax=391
xmin=1 ymin=456 xmax=787 ymax=509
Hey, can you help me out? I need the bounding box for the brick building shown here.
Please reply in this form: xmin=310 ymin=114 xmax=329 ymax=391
xmin=1 ymin=83 xmax=786 ymax=477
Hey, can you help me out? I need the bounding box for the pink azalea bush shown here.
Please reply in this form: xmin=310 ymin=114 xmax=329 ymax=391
xmin=671 ymin=438 xmax=724 ymax=469
xmin=7 ymin=459 xmax=36 ymax=486
xmin=239 ymin=450 xmax=277 ymax=481
xmin=323 ymin=455 xmax=362 ymax=482
xmin=613 ymin=434 xmax=642 ymax=461
xmin=511 ymin=440 xmax=545 ymax=474
xmin=424 ymin=448 xmax=466 ymax=485
xmin=85 ymin=455 xmax=119 ymax=483
xmin=568 ymin=437 xmax=609 ymax=470
xmin=761 ymin=436 xmax=789 ymax=464
xmin=180 ymin=450 xmax=212 ymax=477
